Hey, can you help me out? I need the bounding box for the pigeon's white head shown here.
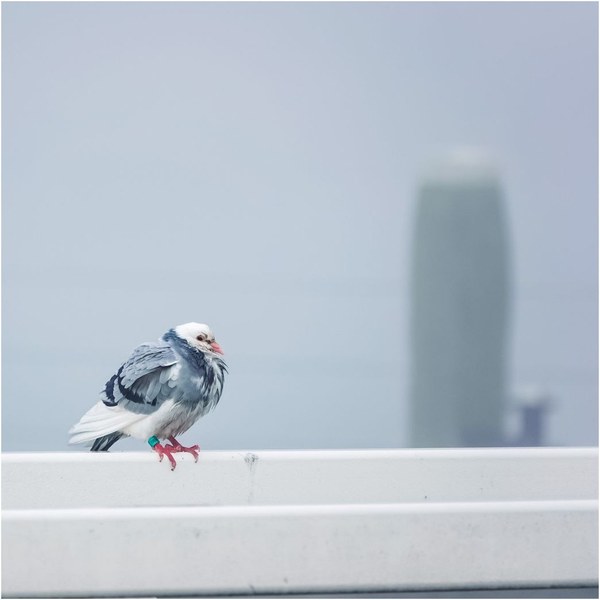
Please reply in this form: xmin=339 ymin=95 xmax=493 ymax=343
xmin=174 ymin=322 xmax=224 ymax=355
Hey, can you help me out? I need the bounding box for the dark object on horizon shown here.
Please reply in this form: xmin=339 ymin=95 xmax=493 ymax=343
xmin=511 ymin=387 xmax=553 ymax=446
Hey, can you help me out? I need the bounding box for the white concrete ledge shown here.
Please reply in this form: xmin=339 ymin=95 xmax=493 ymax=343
xmin=2 ymin=448 xmax=598 ymax=597
xmin=3 ymin=447 xmax=597 ymax=509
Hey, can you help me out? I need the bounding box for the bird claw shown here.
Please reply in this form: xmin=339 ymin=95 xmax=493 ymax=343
xmin=165 ymin=441 xmax=200 ymax=463
xmin=152 ymin=443 xmax=177 ymax=470
xmin=151 ymin=437 xmax=201 ymax=470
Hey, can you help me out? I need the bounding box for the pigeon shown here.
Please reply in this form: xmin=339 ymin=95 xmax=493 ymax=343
xmin=69 ymin=322 xmax=227 ymax=470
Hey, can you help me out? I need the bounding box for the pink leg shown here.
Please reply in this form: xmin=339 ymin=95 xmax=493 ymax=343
xmin=165 ymin=436 xmax=200 ymax=462
xmin=152 ymin=443 xmax=177 ymax=470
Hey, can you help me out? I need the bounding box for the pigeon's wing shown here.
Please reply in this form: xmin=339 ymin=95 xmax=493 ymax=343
xmin=101 ymin=342 xmax=181 ymax=414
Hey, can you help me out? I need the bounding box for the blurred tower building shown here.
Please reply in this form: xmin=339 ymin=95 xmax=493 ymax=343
xmin=409 ymin=150 xmax=511 ymax=447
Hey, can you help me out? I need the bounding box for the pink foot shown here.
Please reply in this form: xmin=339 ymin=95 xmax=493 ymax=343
xmin=153 ymin=443 xmax=177 ymax=470
xmin=165 ymin=436 xmax=200 ymax=462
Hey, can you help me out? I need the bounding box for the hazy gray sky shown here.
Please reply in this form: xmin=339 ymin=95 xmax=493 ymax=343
xmin=3 ymin=2 xmax=597 ymax=451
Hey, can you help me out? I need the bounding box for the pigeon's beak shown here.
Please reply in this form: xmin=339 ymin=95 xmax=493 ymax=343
xmin=210 ymin=341 xmax=224 ymax=355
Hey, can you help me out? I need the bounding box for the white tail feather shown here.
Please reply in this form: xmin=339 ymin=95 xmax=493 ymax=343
xmin=68 ymin=401 xmax=144 ymax=445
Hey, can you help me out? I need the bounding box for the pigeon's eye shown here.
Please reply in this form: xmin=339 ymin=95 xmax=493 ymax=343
xmin=196 ymin=335 xmax=206 ymax=342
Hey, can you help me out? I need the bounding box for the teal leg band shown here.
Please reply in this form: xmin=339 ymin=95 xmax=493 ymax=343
xmin=148 ymin=436 xmax=160 ymax=448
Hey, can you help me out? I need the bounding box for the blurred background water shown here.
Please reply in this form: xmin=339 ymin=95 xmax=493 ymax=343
xmin=2 ymin=2 xmax=597 ymax=451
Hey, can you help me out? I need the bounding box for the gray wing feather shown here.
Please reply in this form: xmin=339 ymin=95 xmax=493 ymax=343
xmin=119 ymin=343 xmax=176 ymax=386
xmin=101 ymin=342 xmax=179 ymax=414
xmin=159 ymin=368 xmax=172 ymax=384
